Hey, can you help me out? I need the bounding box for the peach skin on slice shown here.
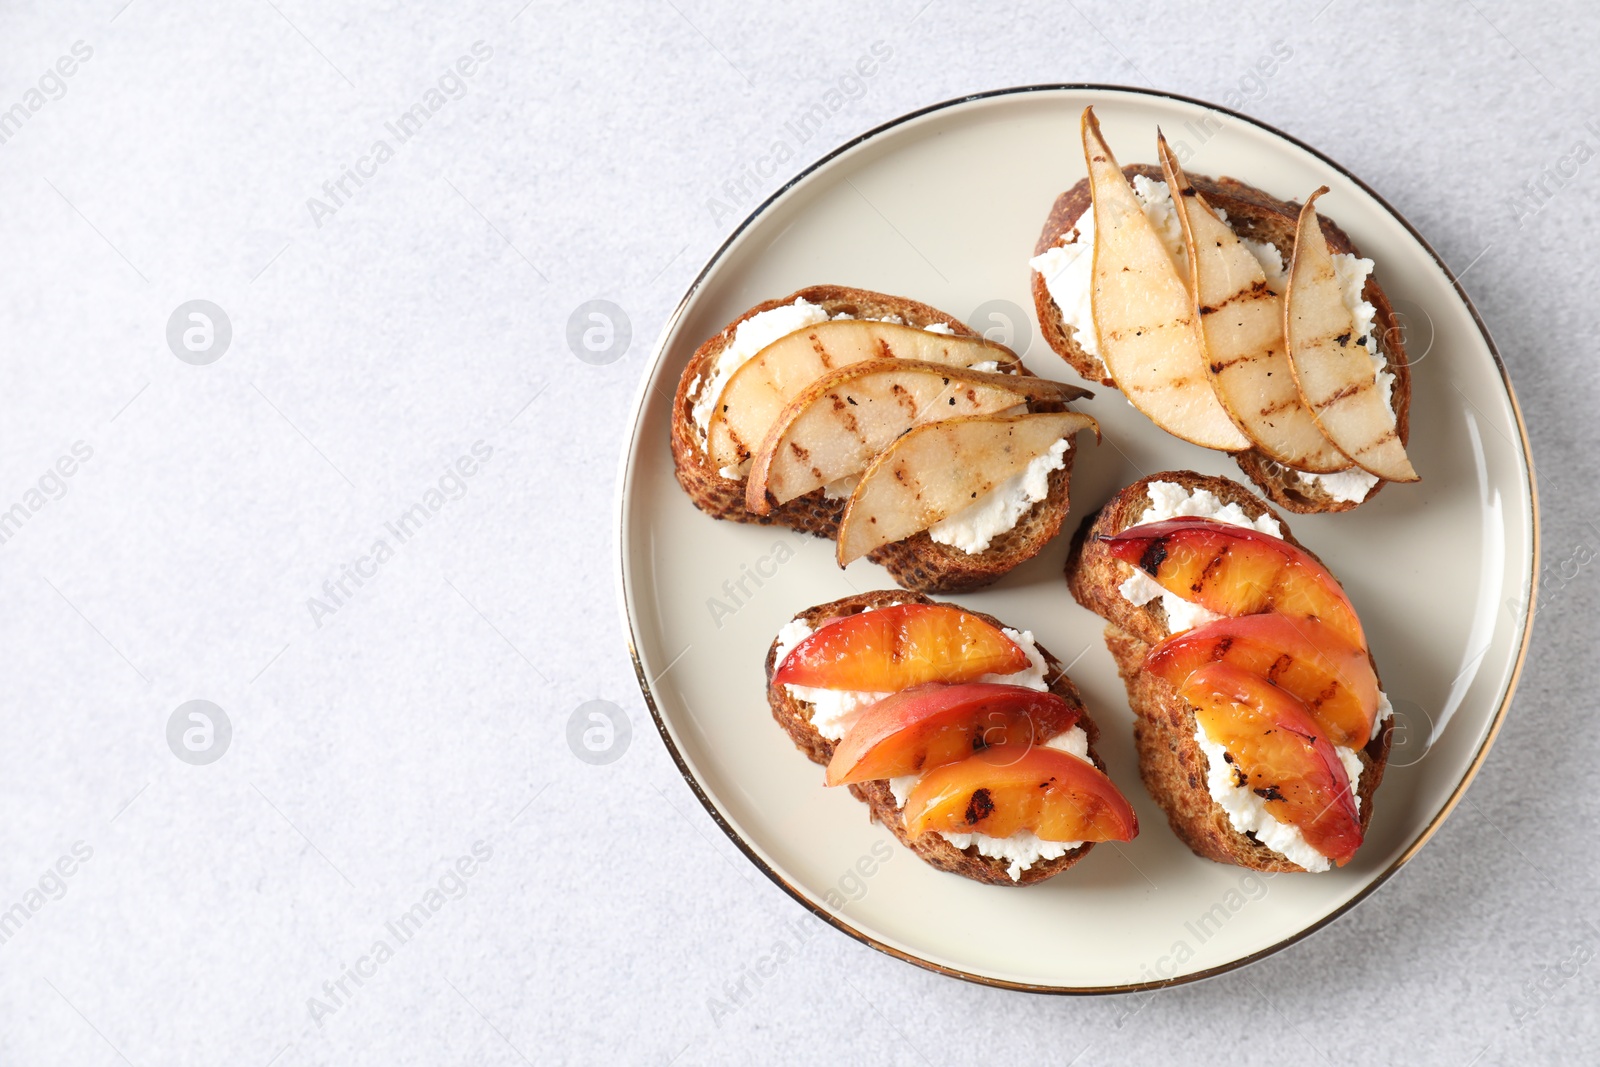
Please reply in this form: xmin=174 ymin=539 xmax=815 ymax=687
xmin=1181 ymin=662 xmax=1362 ymax=866
xmin=903 ymin=744 xmax=1138 ymax=843
xmin=1145 ymin=612 xmax=1380 ymax=748
xmin=826 ymin=683 xmax=1081 ymax=786
xmin=1102 ymin=517 xmax=1365 ymax=649
xmin=773 ymin=603 xmax=1029 ymax=691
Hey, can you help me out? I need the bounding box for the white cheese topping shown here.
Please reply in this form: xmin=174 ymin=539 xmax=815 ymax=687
xmin=689 ymin=300 xmax=961 ymax=438
xmin=1295 ymin=465 xmax=1380 ymax=503
xmin=926 ymin=437 xmax=1072 ymax=554
xmin=1115 ymin=480 xmax=1282 ymax=634
xmin=1119 ymin=574 xmax=1222 ymax=633
xmin=1372 ymin=690 xmax=1395 ymax=741
xmin=774 ymin=611 xmax=1082 ymax=880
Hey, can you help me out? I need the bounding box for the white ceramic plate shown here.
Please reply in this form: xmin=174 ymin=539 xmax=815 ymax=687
xmin=616 ymin=86 xmax=1537 ymax=992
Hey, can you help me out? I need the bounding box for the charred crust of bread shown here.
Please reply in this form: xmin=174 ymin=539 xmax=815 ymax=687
xmin=1031 ymin=165 xmax=1413 ymax=514
xmin=670 ymin=285 xmax=1083 ymax=590
xmin=1063 ymin=471 xmax=1391 ymax=872
xmin=764 ymin=590 xmax=1106 ymax=886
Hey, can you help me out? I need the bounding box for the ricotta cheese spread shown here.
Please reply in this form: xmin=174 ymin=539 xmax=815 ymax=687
xmin=773 ymin=609 xmax=1081 ymax=881
xmin=1116 ymin=481 xmax=1393 ymax=869
xmin=927 ymin=437 xmax=1072 ymax=554
xmin=1295 ymin=464 xmax=1381 ymax=504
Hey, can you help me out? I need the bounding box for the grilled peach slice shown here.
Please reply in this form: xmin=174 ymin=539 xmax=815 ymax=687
xmin=1181 ymin=663 xmax=1362 ymax=866
xmin=1103 ymin=517 xmax=1365 ymax=648
xmin=903 ymin=745 xmax=1138 ymax=843
xmin=1146 ymin=612 xmax=1379 ymax=748
xmin=773 ymin=604 xmax=1029 ymax=691
xmin=826 ymin=683 xmax=1080 ymax=786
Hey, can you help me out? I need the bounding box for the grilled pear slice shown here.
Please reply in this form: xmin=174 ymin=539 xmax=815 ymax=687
xmin=745 ymin=361 xmax=1089 ymax=513
xmin=836 ymin=411 xmax=1099 ymax=564
xmin=1283 ymin=188 xmax=1419 ymax=483
xmin=1157 ymin=134 xmax=1350 ymax=473
xmin=1082 ymin=107 xmax=1249 ymax=451
xmin=705 ymin=320 xmax=1020 ymax=471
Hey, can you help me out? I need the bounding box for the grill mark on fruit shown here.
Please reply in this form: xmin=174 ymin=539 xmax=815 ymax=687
xmin=964 ymin=788 xmax=995 ymax=825
xmin=1253 ymin=784 xmax=1285 ymax=802
xmin=1354 ymin=429 xmax=1400 ymax=452
xmin=1212 ymin=636 xmax=1234 ymax=661
xmin=1266 ymin=653 xmax=1294 ymax=684
xmin=1200 ymin=281 xmax=1272 ymax=317
xmin=875 ymin=338 xmax=893 ymax=360
xmin=1334 ymin=332 xmax=1352 ymax=347
xmin=1318 ymin=379 xmax=1374 ymax=406
xmin=1195 ymin=547 xmax=1229 ymax=590
xmin=1258 ymin=397 xmax=1297 ymax=416
xmin=891 ymin=382 xmax=920 ymax=419
xmin=1138 ymin=539 xmax=1168 ymax=576
xmin=1310 ymin=679 xmax=1339 ymax=711
xmin=1210 ymin=354 xmax=1253 ymax=372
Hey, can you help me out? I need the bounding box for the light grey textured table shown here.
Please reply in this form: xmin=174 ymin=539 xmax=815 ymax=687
xmin=0 ymin=1 xmax=1593 ymax=1063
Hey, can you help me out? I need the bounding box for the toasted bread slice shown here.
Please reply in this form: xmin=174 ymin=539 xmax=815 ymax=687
xmin=670 ymin=285 xmax=1087 ymax=592
xmin=1063 ymin=471 xmax=1391 ymax=872
xmin=765 ymin=590 xmax=1109 ymax=886
xmin=1032 ymin=166 xmax=1413 ymax=514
